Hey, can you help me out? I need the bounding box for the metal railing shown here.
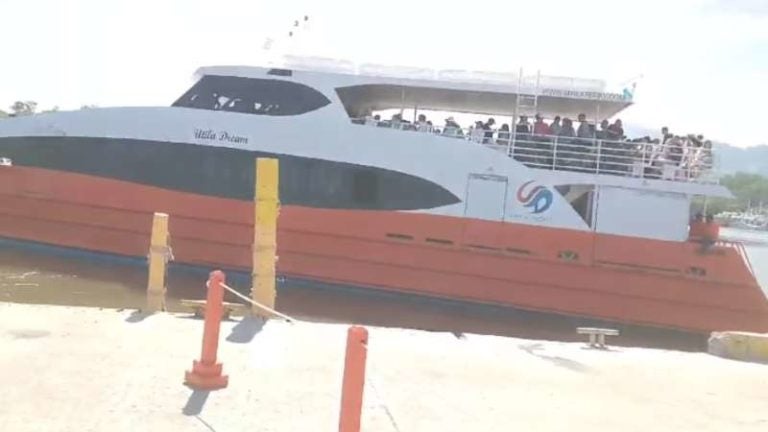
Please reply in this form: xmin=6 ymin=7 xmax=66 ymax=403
xmin=353 ymin=118 xmax=716 ymax=184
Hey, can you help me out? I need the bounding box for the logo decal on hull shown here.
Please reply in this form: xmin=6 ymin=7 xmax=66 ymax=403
xmin=516 ymin=181 xmax=553 ymax=214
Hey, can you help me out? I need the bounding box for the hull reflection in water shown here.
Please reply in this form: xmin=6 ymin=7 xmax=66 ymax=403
xmin=0 ymin=240 xmax=713 ymax=352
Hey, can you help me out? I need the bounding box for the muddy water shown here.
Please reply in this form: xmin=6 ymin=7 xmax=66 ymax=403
xmin=724 ymin=228 xmax=768 ymax=294
xmin=0 ymin=242 xmax=577 ymax=340
xmin=2 ymin=228 xmax=767 ymax=351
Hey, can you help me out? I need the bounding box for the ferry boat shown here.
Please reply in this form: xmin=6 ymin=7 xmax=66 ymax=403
xmin=1 ymin=56 xmax=767 ymax=335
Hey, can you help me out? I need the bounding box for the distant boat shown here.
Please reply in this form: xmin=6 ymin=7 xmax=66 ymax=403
xmin=717 ymin=210 xmax=768 ymax=231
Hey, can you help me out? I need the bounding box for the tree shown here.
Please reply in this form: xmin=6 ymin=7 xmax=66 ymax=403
xmin=80 ymin=104 xmax=98 ymax=110
xmin=9 ymin=100 xmax=37 ymax=116
xmin=692 ymin=172 xmax=768 ymax=215
xmin=0 ymin=109 xmax=7 ymax=118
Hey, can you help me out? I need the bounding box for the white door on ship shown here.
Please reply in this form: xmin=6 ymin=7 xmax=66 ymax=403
xmin=464 ymin=174 xmax=508 ymax=221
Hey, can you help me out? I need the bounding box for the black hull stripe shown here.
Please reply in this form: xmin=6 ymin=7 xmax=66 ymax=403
xmin=0 ymin=136 xmax=460 ymax=211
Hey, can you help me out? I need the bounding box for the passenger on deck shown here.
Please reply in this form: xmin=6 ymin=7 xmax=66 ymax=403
xmin=389 ymin=113 xmax=403 ymax=129
xmin=689 ymin=213 xmax=718 ymax=249
xmin=497 ymin=124 xmax=511 ymax=145
xmin=642 ymin=137 xmax=666 ymax=178
xmin=689 ymin=212 xmax=705 ymax=240
xmin=533 ymin=114 xmax=551 ymax=136
xmin=573 ymin=114 xmax=595 ymax=171
xmin=577 ymin=113 xmax=593 ymax=139
xmin=554 ymin=118 xmax=576 ymax=170
xmin=598 ymin=119 xmax=622 ymax=174
xmin=549 ymin=116 xmax=562 ymax=136
xmin=516 ymin=116 xmax=531 ymax=135
xmin=683 ymin=137 xmax=709 ymax=178
xmin=691 ymin=134 xmax=704 ymax=148
xmin=666 ymin=135 xmax=684 ymax=166
xmin=512 ymin=116 xmax=533 ymax=164
xmin=364 ymin=113 xmax=380 ymax=126
xmin=701 ymin=214 xmax=720 ymax=248
xmin=691 ymin=140 xmax=714 ymax=178
xmin=558 ymin=118 xmax=576 ymax=137
xmin=417 ymin=114 xmax=432 ymax=132
xmin=483 ymin=118 xmax=496 ymax=144
xmin=471 ymin=121 xmax=485 ymax=143
xmin=531 ymin=114 xmax=553 ymax=168
xmin=442 ymin=117 xmax=463 ymax=138
xmin=597 ymin=120 xmax=610 ymax=139
xmin=661 ymin=126 xmax=672 ymax=144
xmin=607 ymin=119 xmax=624 ymax=141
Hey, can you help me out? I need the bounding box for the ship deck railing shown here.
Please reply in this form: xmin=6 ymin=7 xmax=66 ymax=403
xmin=352 ymin=118 xmax=717 ymax=185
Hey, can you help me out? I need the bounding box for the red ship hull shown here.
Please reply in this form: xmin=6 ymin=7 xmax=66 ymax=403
xmin=2 ymin=165 xmax=767 ymax=334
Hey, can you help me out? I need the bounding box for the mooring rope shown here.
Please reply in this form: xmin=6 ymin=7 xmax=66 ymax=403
xmin=219 ymin=282 xmax=296 ymax=323
xmin=217 ymin=282 xmax=402 ymax=431
xmin=367 ymin=373 xmax=403 ymax=432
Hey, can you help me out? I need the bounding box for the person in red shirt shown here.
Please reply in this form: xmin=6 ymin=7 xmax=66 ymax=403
xmin=689 ymin=212 xmax=704 ymax=240
xmin=533 ymin=114 xmax=551 ymax=136
xmin=702 ymin=214 xmax=720 ymax=244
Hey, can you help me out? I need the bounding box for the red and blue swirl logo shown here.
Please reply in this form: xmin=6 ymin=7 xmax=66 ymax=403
xmin=516 ymin=181 xmax=554 ymax=214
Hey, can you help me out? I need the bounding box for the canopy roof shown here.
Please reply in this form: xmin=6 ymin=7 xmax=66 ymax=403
xmin=198 ymin=55 xmax=635 ymax=120
xmin=336 ymin=84 xmax=632 ymax=120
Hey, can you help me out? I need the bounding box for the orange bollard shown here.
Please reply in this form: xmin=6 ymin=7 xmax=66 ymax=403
xmin=184 ymin=270 xmax=229 ymax=390
xmin=338 ymin=326 xmax=368 ymax=432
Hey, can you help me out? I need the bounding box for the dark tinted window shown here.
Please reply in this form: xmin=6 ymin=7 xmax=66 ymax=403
xmin=172 ymin=75 xmax=330 ymax=116
xmin=267 ymin=68 xmax=293 ymax=76
xmin=0 ymin=137 xmax=460 ymax=211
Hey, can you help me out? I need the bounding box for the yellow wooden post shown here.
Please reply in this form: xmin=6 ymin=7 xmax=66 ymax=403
xmin=252 ymin=158 xmax=279 ymax=317
xmin=146 ymin=212 xmax=171 ymax=312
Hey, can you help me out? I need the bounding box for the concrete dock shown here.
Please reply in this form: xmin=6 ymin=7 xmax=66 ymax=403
xmin=1 ymin=302 xmax=767 ymax=431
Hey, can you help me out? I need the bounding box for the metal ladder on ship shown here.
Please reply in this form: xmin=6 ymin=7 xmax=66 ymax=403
xmin=509 ymin=68 xmax=541 ymax=158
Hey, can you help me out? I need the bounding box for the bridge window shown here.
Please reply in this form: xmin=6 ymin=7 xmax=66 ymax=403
xmin=173 ymin=75 xmax=330 ymax=116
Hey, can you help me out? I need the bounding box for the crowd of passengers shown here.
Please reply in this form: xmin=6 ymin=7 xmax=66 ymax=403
xmin=359 ymin=112 xmax=713 ymax=179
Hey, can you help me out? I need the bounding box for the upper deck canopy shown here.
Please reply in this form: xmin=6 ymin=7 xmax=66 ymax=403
xmin=197 ymin=55 xmax=634 ymax=120
xmin=335 ymin=84 xmax=632 ymax=120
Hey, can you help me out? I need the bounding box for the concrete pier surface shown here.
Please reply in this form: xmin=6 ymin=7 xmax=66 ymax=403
xmin=1 ymin=302 xmax=766 ymax=432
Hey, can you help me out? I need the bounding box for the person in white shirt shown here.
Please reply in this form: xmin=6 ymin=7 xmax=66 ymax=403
xmin=442 ymin=117 xmax=463 ymax=138
xmin=416 ymin=114 xmax=432 ymax=132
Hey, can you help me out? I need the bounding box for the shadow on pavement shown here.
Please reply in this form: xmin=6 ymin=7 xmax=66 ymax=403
xmin=182 ymin=390 xmax=211 ymax=416
xmin=226 ymin=316 xmax=265 ymax=343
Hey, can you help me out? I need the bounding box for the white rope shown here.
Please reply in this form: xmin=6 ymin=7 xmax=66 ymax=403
xmin=367 ymin=373 xmax=403 ymax=432
xmin=219 ymin=282 xmax=400 ymax=430
xmin=219 ymin=282 xmax=296 ymax=323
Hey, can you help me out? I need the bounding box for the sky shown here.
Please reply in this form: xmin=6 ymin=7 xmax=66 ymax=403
xmin=0 ymin=0 xmax=766 ymax=147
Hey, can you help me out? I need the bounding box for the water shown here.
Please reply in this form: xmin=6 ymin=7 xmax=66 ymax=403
xmin=2 ymin=229 xmax=767 ymax=350
xmin=720 ymin=228 xmax=768 ymax=292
